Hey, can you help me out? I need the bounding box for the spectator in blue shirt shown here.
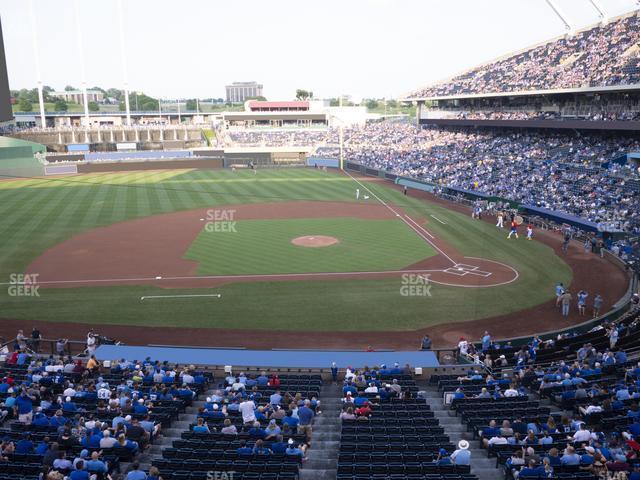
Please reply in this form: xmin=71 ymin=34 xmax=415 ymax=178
xmin=271 ymin=436 xmax=288 ymax=455
xmin=560 ymin=446 xmax=581 ymax=465
xmin=15 ymin=433 xmax=33 ymax=454
xmin=85 ymin=451 xmax=108 ymax=474
xmin=237 ymin=440 xmax=252 ymax=456
xmin=15 ymin=391 xmax=34 ymax=424
xmin=436 ymin=448 xmax=452 ymax=465
xmin=70 ymin=460 xmax=90 ymax=480
xmin=125 ymin=461 xmax=147 ymax=480
xmin=450 ymin=440 xmax=471 ymax=465
xmin=35 ymin=436 xmax=50 ymax=455
xmin=519 ymin=459 xmax=546 ymax=477
xmin=481 ymin=331 xmax=491 ymax=351
xmin=192 ymin=417 xmax=210 ymax=433
xmin=297 ymin=400 xmax=314 ymax=444
xmin=252 ymin=439 xmax=271 ymax=456
xmin=285 ymin=438 xmax=305 ymax=459
xmin=270 ymin=390 xmax=282 ymax=406
xmin=282 ymin=410 xmax=299 ymax=432
xmin=248 ymin=421 xmax=265 ymax=439
xmin=256 ymin=372 xmax=269 ymax=386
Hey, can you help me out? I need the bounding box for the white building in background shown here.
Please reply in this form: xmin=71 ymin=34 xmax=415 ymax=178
xmin=225 ymin=82 xmax=263 ymax=103
xmin=52 ymin=90 xmax=104 ymax=105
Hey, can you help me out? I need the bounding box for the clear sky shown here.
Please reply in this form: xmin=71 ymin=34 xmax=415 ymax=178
xmin=1 ymin=0 xmax=638 ymax=101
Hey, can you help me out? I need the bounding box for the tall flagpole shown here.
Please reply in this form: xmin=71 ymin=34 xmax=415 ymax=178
xmin=73 ymin=0 xmax=89 ymax=127
xmin=28 ymin=0 xmax=46 ymax=128
xmin=117 ymin=0 xmax=131 ymax=125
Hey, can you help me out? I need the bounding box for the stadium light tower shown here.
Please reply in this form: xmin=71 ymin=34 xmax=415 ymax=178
xmin=28 ymin=0 xmax=46 ymax=128
xmin=544 ymin=0 xmax=574 ymax=35
xmin=117 ymin=0 xmax=131 ymax=125
xmin=73 ymin=0 xmax=90 ymax=127
xmin=588 ymin=0 xmax=609 ymax=23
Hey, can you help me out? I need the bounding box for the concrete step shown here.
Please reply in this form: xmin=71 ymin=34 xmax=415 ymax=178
xmin=153 ymin=435 xmax=175 ymax=446
xmin=472 ymin=466 xmax=501 ymax=480
xmin=148 ymin=444 xmax=165 ymax=455
xmin=429 ymin=403 xmax=451 ymax=413
xmin=442 ymin=424 xmax=466 ymax=433
xmin=171 ymin=420 xmax=192 ymax=429
xmin=304 ymin=457 xmax=337 ymax=469
xmin=435 ymin=416 xmax=462 ymax=426
xmin=298 ymin=468 xmax=337 ymax=480
xmin=421 ymin=391 xmax=442 ymax=399
xmin=310 ymin=432 xmax=341 ymax=441
xmin=313 ymin=424 xmax=341 ymax=433
xmin=310 ymin=439 xmax=340 ymax=449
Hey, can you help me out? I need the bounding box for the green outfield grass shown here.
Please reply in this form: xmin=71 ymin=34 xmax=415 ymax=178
xmin=185 ymin=218 xmax=436 ymax=275
xmin=0 ymin=168 xmax=572 ymax=331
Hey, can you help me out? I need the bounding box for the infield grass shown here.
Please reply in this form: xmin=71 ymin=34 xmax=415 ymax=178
xmin=185 ymin=218 xmax=436 ymax=275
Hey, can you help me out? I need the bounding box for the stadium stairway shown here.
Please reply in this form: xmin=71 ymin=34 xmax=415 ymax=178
xmin=299 ymin=382 xmax=342 ymax=480
xmin=119 ymin=393 xmax=206 ymax=479
xmin=420 ymin=384 xmax=497 ymax=480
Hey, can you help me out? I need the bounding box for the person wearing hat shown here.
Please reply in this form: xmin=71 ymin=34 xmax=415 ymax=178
xmin=581 ymin=446 xmax=596 ymax=466
xmin=264 ymin=419 xmax=281 ymax=440
xmin=436 ymin=448 xmax=452 ymax=466
xmin=330 ymin=362 xmax=338 ymax=383
xmin=451 ymin=440 xmax=471 ymax=465
xmin=286 ymin=437 xmax=305 ymax=459
xmin=72 ymin=448 xmax=89 ymax=470
xmin=209 ymin=403 xmax=226 ymax=419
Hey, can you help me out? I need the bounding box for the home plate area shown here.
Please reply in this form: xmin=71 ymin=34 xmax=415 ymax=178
xmin=444 ymin=263 xmax=492 ymax=277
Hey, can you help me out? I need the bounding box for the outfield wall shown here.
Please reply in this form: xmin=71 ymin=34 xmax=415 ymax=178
xmin=0 ymin=137 xmax=46 ymax=178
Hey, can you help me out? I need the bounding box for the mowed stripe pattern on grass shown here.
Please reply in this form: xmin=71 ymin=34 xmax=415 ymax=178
xmin=0 ymin=169 xmax=359 ymax=278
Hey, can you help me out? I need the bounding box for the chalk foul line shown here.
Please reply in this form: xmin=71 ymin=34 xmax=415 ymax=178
xmin=343 ymin=170 xmax=457 ymax=266
xmin=140 ymin=294 xmax=222 ymax=300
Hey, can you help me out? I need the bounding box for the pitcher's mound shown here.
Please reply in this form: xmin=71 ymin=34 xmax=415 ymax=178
xmin=291 ymin=235 xmax=339 ymax=248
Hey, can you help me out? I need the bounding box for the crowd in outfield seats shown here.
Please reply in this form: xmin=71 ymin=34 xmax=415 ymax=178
xmin=451 ymin=110 xmax=640 ymax=121
xmin=226 ymin=130 xmax=337 ymax=147
xmin=409 ymin=13 xmax=640 ymax=98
